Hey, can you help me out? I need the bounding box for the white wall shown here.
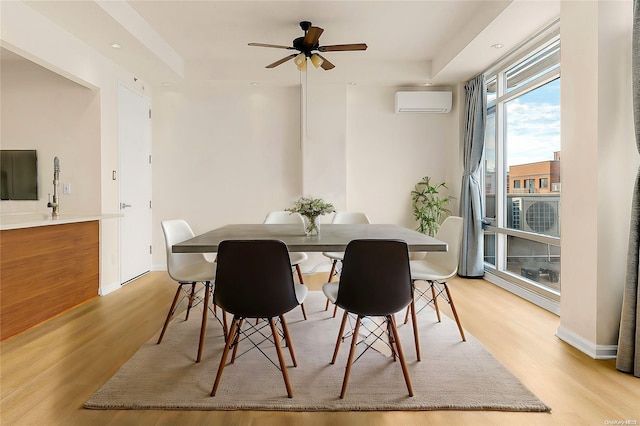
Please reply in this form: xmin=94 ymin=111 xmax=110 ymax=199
xmin=558 ymin=0 xmax=637 ymax=356
xmin=151 ymin=82 xmax=302 ymax=267
xmin=150 ymin=82 xmax=458 ymax=270
xmin=346 ymin=85 xmax=458 ymax=227
xmin=303 ymin=81 xmax=348 ymax=209
xmin=1 ymin=53 xmax=101 ymax=215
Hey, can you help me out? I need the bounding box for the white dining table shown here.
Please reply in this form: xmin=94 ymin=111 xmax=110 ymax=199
xmin=172 ymin=223 xmax=447 ymax=253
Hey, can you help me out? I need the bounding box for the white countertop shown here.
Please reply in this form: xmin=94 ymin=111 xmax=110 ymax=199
xmin=0 ymin=213 xmax=122 ymax=230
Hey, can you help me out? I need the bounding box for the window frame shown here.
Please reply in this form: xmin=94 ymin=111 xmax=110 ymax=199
xmin=481 ymin=21 xmax=561 ymax=308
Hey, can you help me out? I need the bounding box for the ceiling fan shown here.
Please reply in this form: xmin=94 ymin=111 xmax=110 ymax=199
xmin=248 ymin=21 xmax=367 ymax=71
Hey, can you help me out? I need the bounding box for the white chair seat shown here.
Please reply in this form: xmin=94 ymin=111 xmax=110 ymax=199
xmin=172 ymin=261 xmax=216 ymax=283
xmin=289 ymin=252 xmax=308 ymax=265
xmin=294 ymin=283 xmax=309 ymax=305
xmin=322 ymin=281 xmax=339 ymax=304
xmin=321 ymin=251 xmax=344 ymax=261
xmin=409 ymin=259 xmax=454 ymax=282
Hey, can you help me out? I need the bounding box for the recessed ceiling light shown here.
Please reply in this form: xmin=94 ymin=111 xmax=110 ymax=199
xmin=110 ymin=43 xmax=121 ymax=49
xmin=161 ymin=82 xmax=171 ymax=86
xmin=423 ymin=82 xmax=433 ymax=86
xmin=491 ymin=43 xmax=504 ymax=49
xmin=250 ymin=82 xmax=259 ymax=86
xmin=348 ymin=82 xmax=357 ymax=86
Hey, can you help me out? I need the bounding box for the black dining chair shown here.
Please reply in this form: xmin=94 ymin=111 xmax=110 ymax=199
xmin=210 ymin=240 xmax=308 ymax=398
xmin=322 ymin=239 xmax=414 ymax=399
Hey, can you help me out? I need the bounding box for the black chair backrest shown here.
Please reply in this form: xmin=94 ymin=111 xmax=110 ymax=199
xmin=336 ymin=239 xmax=412 ymax=316
xmin=214 ymin=240 xmax=298 ymax=318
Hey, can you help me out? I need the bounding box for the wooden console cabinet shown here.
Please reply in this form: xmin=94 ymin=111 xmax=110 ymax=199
xmin=0 ymin=220 xmax=99 ymax=340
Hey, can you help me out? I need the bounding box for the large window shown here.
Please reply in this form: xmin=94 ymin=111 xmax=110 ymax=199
xmin=483 ymin=24 xmax=561 ymax=308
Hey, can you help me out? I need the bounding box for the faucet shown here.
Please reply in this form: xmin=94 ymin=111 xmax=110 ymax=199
xmin=47 ymin=156 xmax=60 ymax=217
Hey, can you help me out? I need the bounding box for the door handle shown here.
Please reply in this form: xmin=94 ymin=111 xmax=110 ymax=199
xmin=120 ymin=203 xmax=132 ymax=209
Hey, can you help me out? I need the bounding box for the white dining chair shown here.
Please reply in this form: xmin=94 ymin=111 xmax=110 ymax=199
xmin=160 ymin=219 xmax=225 ymax=363
xmin=403 ymin=215 xmax=466 ymax=341
xmin=322 ymin=212 xmax=371 ymax=317
xmin=264 ymin=211 xmax=308 ymax=320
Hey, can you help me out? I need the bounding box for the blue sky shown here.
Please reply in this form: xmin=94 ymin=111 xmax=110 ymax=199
xmin=505 ymin=78 xmax=561 ymax=166
xmin=484 ymin=78 xmax=561 ymax=170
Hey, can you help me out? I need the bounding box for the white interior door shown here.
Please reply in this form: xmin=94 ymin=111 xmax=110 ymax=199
xmin=119 ymin=84 xmax=152 ymax=284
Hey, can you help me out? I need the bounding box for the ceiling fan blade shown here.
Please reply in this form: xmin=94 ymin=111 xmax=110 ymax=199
xmin=249 ymin=43 xmax=294 ymax=50
xmin=303 ymin=26 xmax=324 ymax=46
xmin=265 ymin=54 xmax=297 ymax=68
xmin=318 ymin=43 xmax=368 ymax=52
xmin=316 ymin=54 xmax=335 ymax=70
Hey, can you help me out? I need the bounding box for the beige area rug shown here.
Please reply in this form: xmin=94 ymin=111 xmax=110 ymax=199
xmin=84 ymin=291 xmax=550 ymax=412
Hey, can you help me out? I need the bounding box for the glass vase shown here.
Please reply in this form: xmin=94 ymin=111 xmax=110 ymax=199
xmin=304 ymin=215 xmax=320 ymax=236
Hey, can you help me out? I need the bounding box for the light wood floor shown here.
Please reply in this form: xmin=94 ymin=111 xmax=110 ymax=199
xmin=1 ymin=272 xmax=638 ymax=425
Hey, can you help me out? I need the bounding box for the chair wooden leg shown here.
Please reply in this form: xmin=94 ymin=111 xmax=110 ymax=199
xmin=389 ymin=315 xmax=414 ymax=397
xmin=157 ymin=285 xmax=182 ymax=344
xmin=295 ymin=264 xmax=305 ymax=284
xmin=332 ymin=304 xmax=338 ymax=318
xmin=324 ymin=260 xmax=338 ymax=311
xmin=292 ymin=265 xmax=308 ymax=320
xmin=403 ymin=304 xmax=411 ymax=325
xmin=340 ymin=315 xmax=362 ymax=399
xmin=269 ymin=318 xmax=293 ymax=398
xmin=409 ymin=298 xmax=421 ymax=361
xmin=430 ymin=281 xmax=441 ymax=322
xmin=443 ymin=283 xmax=466 ymax=341
xmin=230 ymin=318 xmax=244 ymax=364
xmin=279 ymin=315 xmax=297 ymax=367
xmin=196 ymin=281 xmax=211 ymax=363
xmin=211 ymin=318 xmax=239 ymax=396
xmin=185 ymin=283 xmax=196 ymax=321
xmin=222 ymin=308 xmax=228 ymax=340
xmin=404 ymin=281 xmax=418 ymax=325
xmin=387 ymin=318 xmax=396 ymax=362
xmin=300 ymin=303 xmax=308 ymax=320
xmin=331 ymin=311 xmax=349 ymax=364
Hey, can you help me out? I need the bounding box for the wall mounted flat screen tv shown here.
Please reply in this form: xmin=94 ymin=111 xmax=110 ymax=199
xmin=0 ymin=150 xmax=38 ymax=200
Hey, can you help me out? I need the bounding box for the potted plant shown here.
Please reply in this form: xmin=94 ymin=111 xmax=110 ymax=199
xmin=286 ymin=196 xmax=335 ymax=235
xmin=411 ymin=176 xmax=453 ymax=236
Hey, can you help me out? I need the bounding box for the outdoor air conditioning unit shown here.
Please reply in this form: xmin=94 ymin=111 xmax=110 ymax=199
xmin=510 ymin=196 xmax=560 ymax=237
xmin=394 ymin=91 xmax=452 ymax=113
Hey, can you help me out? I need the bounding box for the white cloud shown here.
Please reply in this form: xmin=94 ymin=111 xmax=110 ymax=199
xmin=505 ymin=98 xmax=560 ymax=166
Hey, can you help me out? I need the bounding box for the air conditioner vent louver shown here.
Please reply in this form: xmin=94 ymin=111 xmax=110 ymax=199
xmin=394 ymin=91 xmax=452 ymax=114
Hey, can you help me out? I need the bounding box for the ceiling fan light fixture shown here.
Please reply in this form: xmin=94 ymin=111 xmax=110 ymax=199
xmin=294 ymin=53 xmax=306 ymax=67
xmin=310 ymin=53 xmax=323 ymax=68
xmin=249 ymin=21 xmax=366 ymax=71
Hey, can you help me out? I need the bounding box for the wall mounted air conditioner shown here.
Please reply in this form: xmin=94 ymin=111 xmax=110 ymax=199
xmin=394 ymin=91 xmax=452 ymax=113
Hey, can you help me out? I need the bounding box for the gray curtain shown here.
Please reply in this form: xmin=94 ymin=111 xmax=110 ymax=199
xmin=458 ymin=74 xmax=486 ymax=278
xmin=617 ymin=0 xmax=640 ymax=378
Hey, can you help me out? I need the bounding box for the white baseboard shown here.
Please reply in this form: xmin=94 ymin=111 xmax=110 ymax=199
xmin=99 ymin=282 xmax=121 ymax=296
xmin=556 ymin=326 xmax=618 ymax=360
